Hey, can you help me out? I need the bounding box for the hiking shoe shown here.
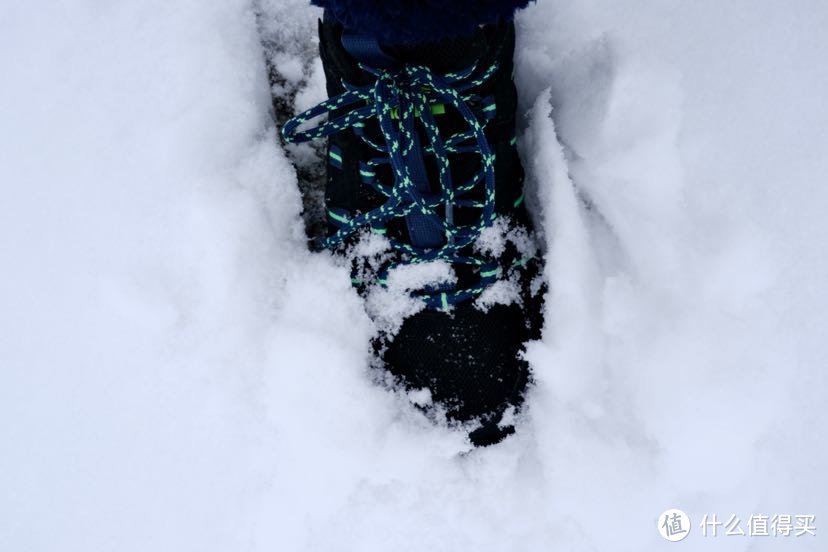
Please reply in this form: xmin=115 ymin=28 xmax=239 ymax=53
xmin=282 ymin=14 xmax=544 ymax=445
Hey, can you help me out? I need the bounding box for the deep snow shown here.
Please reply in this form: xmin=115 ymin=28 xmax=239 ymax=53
xmin=1 ymin=0 xmax=826 ymax=551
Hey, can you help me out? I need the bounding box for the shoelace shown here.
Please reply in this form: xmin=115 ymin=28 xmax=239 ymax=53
xmin=282 ymin=61 xmax=504 ymax=310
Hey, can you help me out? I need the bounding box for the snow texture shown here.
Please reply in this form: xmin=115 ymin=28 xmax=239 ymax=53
xmin=2 ymin=0 xmax=827 ymax=551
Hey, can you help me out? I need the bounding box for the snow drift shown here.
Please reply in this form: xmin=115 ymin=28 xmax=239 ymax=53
xmin=1 ymin=0 xmax=826 ymax=551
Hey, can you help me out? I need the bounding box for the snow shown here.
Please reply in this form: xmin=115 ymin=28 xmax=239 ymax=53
xmin=365 ymin=259 xmax=453 ymax=334
xmin=1 ymin=0 xmax=826 ymax=551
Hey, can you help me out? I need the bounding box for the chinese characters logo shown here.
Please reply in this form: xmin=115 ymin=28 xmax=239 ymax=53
xmin=658 ymin=509 xmax=817 ymax=542
xmin=658 ymin=509 xmax=691 ymax=542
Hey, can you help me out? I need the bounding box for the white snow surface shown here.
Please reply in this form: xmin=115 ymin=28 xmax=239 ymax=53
xmin=2 ymin=0 xmax=827 ymax=550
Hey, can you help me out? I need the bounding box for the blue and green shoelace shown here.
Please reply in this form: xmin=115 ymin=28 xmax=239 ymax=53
xmin=282 ymin=60 xmax=519 ymax=310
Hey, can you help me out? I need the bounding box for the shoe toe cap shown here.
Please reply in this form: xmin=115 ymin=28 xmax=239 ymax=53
xmin=383 ymin=302 xmax=533 ymax=421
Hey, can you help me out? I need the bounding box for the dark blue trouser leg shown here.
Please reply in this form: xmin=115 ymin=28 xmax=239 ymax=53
xmin=310 ymin=0 xmax=534 ymax=45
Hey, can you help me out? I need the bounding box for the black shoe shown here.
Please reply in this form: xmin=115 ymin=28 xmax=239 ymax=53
xmin=282 ymin=15 xmax=544 ymax=445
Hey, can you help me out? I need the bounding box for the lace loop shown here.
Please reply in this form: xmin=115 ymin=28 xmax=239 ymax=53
xmin=282 ymin=61 xmax=501 ymax=308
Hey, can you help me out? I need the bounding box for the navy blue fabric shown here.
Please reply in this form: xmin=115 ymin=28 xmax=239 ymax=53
xmin=402 ymin=125 xmax=444 ymax=249
xmin=340 ymin=32 xmax=397 ymax=68
xmin=311 ymin=0 xmax=534 ymax=45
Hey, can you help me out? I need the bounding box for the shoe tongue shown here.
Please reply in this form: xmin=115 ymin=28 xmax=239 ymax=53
xmin=380 ymin=29 xmax=487 ymax=73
